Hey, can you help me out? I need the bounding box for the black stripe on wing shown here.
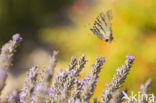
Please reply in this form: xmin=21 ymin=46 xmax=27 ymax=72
xmin=90 ymin=28 xmax=103 ymax=40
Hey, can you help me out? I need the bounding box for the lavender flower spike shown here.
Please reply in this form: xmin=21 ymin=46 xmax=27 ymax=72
xmin=12 ymin=33 xmax=23 ymax=42
xmin=49 ymin=55 xmax=87 ymax=103
xmin=80 ymin=57 xmax=105 ymax=102
xmin=6 ymin=89 xmax=20 ymax=103
xmin=0 ymin=33 xmax=22 ymax=71
xmin=139 ymin=78 xmax=152 ymax=103
xmin=0 ymin=34 xmax=22 ymax=94
xmin=20 ymin=66 xmax=38 ymax=103
xmin=32 ymin=51 xmax=58 ymax=103
xmin=109 ymin=89 xmax=127 ymax=103
xmin=140 ymin=78 xmax=152 ymax=93
xmin=101 ymin=54 xmax=135 ymax=103
xmin=126 ymin=54 xmax=135 ymax=61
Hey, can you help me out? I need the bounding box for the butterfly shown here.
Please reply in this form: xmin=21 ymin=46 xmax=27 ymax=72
xmin=90 ymin=10 xmax=113 ymax=43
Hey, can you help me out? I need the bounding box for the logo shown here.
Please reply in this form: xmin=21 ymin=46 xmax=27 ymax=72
xmin=122 ymin=91 xmax=155 ymax=103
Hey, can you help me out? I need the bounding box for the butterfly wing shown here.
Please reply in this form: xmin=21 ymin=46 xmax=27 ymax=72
xmin=106 ymin=10 xmax=112 ymax=21
xmin=90 ymin=28 xmax=103 ymax=40
xmin=90 ymin=10 xmax=113 ymax=43
xmin=90 ymin=13 xmax=107 ymax=40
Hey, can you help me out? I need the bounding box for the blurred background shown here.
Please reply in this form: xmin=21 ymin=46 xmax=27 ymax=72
xmin=0 ymin=0 xmax=156 ymax=101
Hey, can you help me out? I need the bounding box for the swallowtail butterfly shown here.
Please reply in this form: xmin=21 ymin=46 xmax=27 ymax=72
xmin=90 ymin=10 xmax=113 ymax=43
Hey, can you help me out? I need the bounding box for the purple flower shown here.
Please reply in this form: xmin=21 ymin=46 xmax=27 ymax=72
xmin=46 ymin=88 xmax=54 ymax=95
xmin=60 ymin=69 xmax=64 ymax=73
xmin=12 ymin=34 xmax=19 ymax=41
xmin=80 ymin=80 xmax=85 ymax=86
xmin=101 ymin=57 xmax=105 ymax=63
xmin=19 ymin=37 xmax=23 ymax=42
xmin=16 ymin=94 xmax=20 ymax=100
xmin=105 ymin=90 xmax=109 ymax=94
xmin=102 ymin=90 xmax=109 ymax=95
xmin=6 ymin=93 xmax=13 ymax=100
xmin=105 ymin=83 xmax=109 ymax=89
xmin=74 ymin=78 xmax=78 ymax=84
xmin=96 ymin=57 xmax=105 ymax=63
xmin=30 ymin=67 xmax=34 ymax=73
xmin=85 ymin=75 xmax=91 ymax=81
xmin=60 ymin=69 xmax=64 ymax=76
xmin=116 ymin=67 xmax=120 ymax=72
xmin=28 ymin=74 xmax=33 ymax=79
xmin=12 ymin=34 xmax=23 ymax=42
xmin=74 ymin=98 xmax=80 ymax=103
xmin=140 ymin=84 xmax=145 ymax=90
xmin=72 ymin=69 xmax=76 ymax=74
xmin=65 ymin=70 xmax=69 ymax=75
xmin=19 ymin=92 xmax=26 ymax=98
xmin=95 ymin=78 xmax=98 ymax=82
xmin=35 ymin=83 xmax=42 ymax=91
xmin=28 ymin=72 xmax=33 ymax=79
xmin=7 ymin=55 xmax=12 ymax=60
xmin=28 ymin=67 xmax=36 ymax=79
xmin=126 ymin=54 xmax=135 ymax=61
xmin=102 ymin=90 xmax=105 ymax=94
xmin=119 ymin=90 xmax=122 ymax=95
xmin=1 ymin=48 xmax=5 ymax=52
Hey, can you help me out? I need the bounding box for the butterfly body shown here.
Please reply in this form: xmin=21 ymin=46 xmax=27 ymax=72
xmin=90 ymin=10 xmax=113 ymax=43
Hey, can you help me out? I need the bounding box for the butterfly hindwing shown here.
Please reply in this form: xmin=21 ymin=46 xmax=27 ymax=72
xmin=90 ymin=28 xmax=103 ymax=40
